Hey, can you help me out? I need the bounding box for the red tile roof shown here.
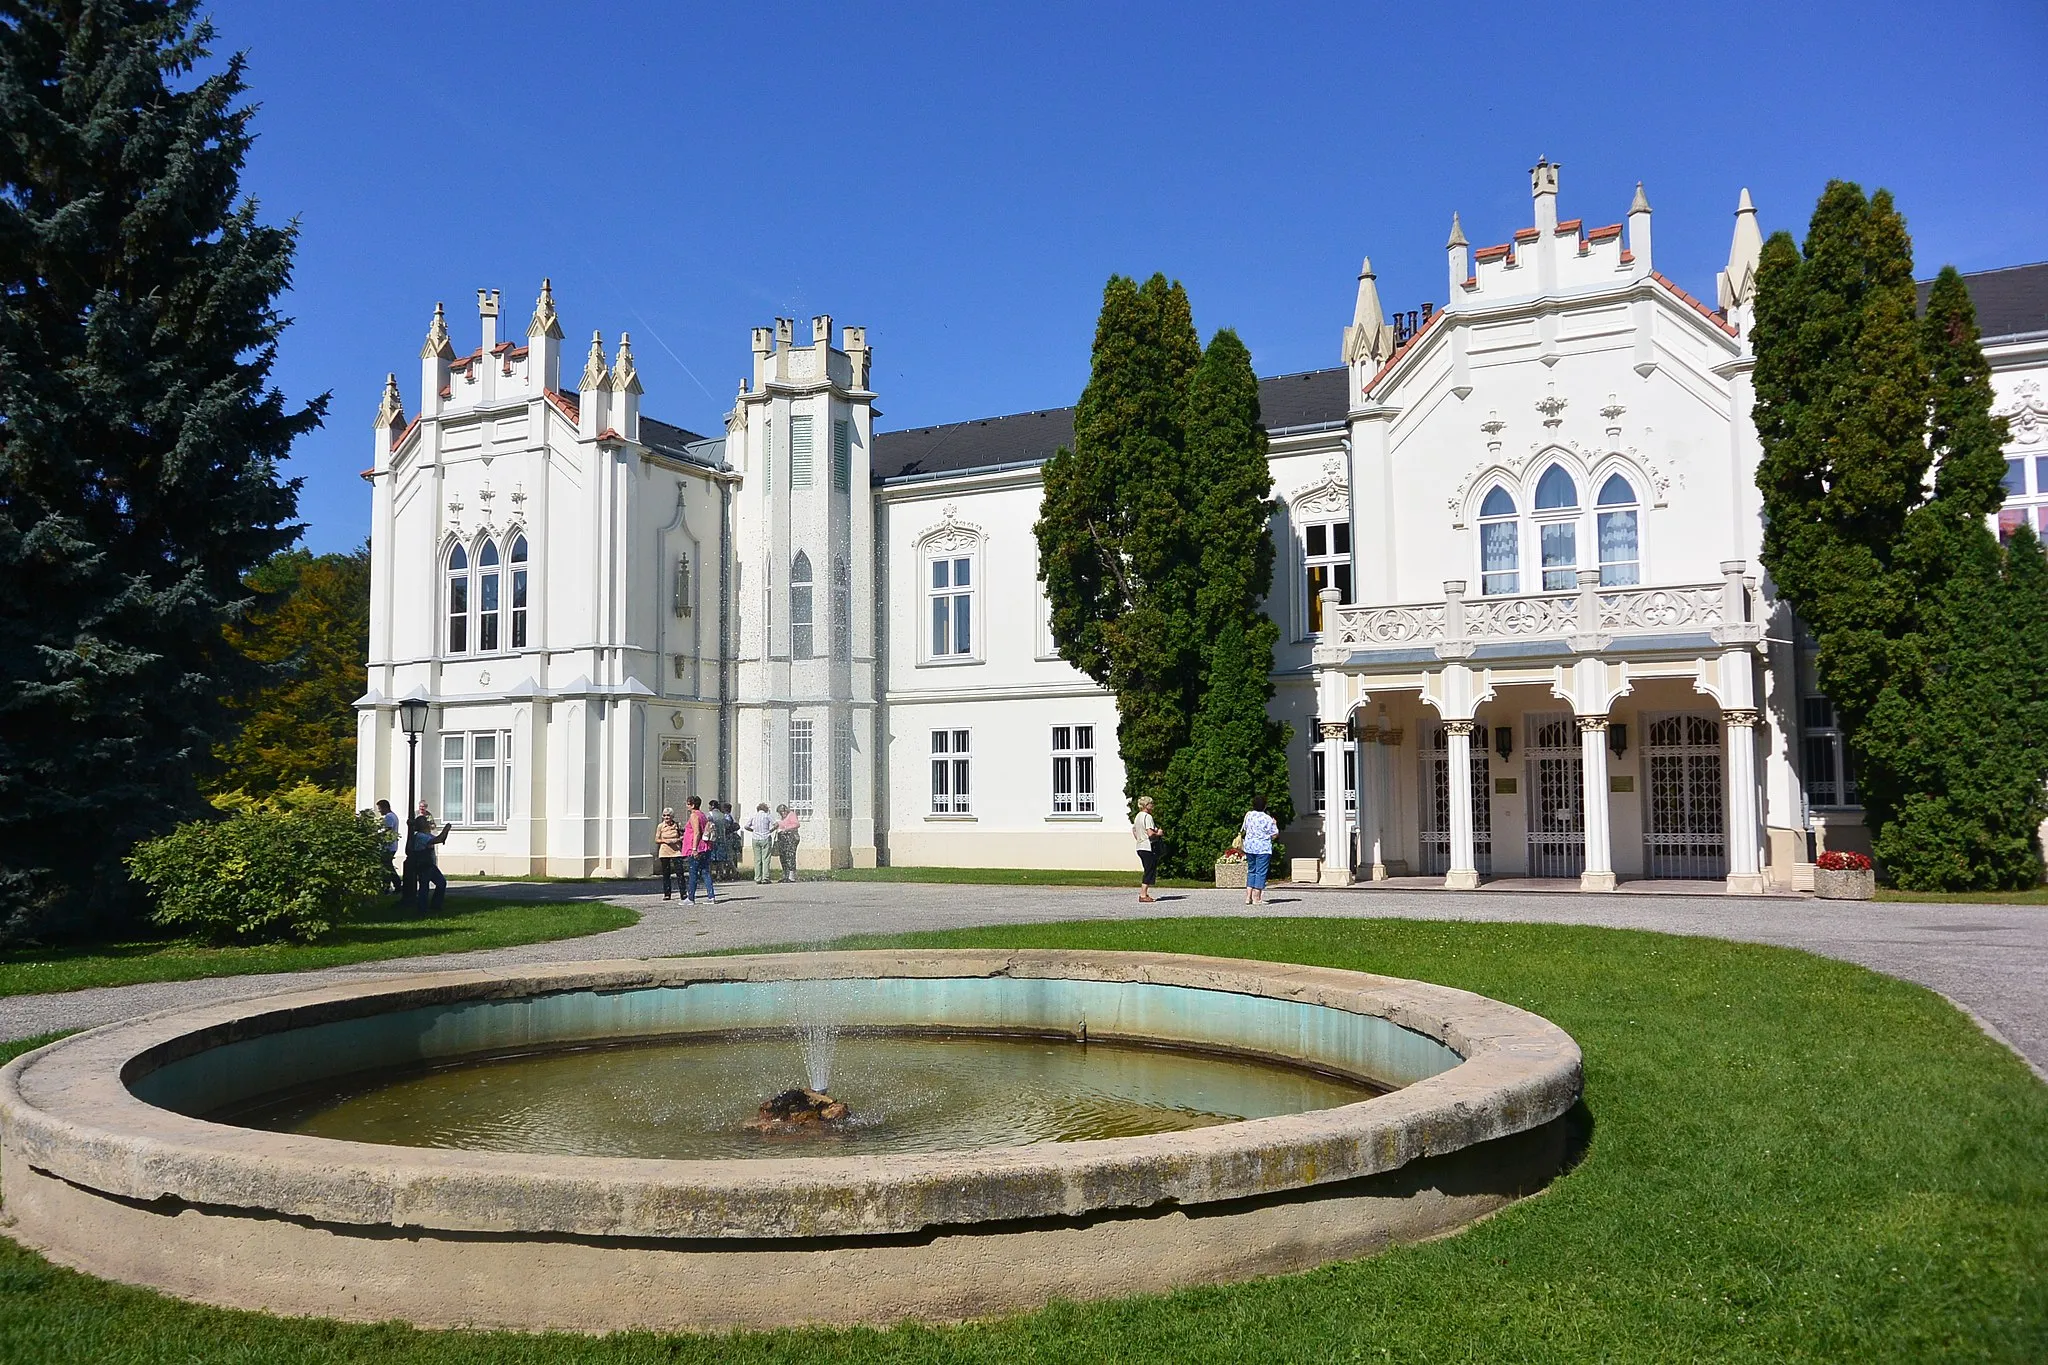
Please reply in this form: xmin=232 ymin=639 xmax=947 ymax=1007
xmin=1652 ymin=270 xmax=1738 ymax=336
xmin=1474 ymin=244 xmax=1515 ymax=264
xmin=544 ymin=389 xmax=579 ymax=423
xmin=1360 ymin=307 xmax=1447 ymax=396
xmin=1586 ymin=223 xmax=1623 ymax=242
xmin=1555 ymin=218 xmax=1582 ymax=234
xmin=1513 ymin=227 xmax=1540 ymax=243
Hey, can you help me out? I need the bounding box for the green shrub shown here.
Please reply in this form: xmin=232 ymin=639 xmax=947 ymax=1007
xmin=126 ymin=786 xmax=387 ymax=943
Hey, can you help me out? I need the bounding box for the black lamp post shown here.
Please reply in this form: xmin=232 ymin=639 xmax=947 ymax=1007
xmin=398 ymin=697 xmax=431 ymax=830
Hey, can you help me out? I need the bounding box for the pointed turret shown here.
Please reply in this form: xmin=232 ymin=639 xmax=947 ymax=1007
xmin=1447 ymin=212 xmax=1470 ymax=295
xmin=1627 ymin=181 xmax=1653 ymax=277
xmin=578 ymin=331 xmax=609 ymax=439
xmin=372 ymin=372 xmax=406 ymax=468
xmin=419 ymin=302 xmax=453 ymax=417
xmin=1343 ymin=257 xmax=1398 ymax=367
xmin=609 ymin=332 xmax=642 ymax=439
xmin=526 ymin=278 xmax=562 ymax=392
xmin=1717 ymin=188 xmax=1764 ymax=315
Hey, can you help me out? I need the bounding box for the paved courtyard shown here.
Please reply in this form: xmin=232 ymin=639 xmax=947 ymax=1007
xmin=3 ymin=881 xmax=2043 ymax=1077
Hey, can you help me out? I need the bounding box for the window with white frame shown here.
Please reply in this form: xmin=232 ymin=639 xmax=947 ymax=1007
xmin=477 ymin=539 xmax=501 ymax=652
xmin=788 ymin=718 xmax=815 ymax=813
xmin=832 ymin=419 xmax=851 ymax=492
xmin=790 ymin=551 xmax=815 ymax=659
xmin=445 ymin=543 xmax=469 ymax=652
xmin=509 ymin=534 xmax=529 ymax=648
xmin=930 ymin=729 xmax=971 ymax=814
xmin=1478 ymin=485 xmax=1519 ymax=595
xmin=1050 ymin=725 xmax=1096 ymax=814
xmin=1801 ymin=696 xmax=1858 ymax=809
xmin=1533 ymin=464 xmax=1579 ymax=590
xmin=440 ymin=730 xmax=512 ymax=826
xmin=1997 ymin=453 xmax=2048 ymax=545
xmin=1303 ymin=520 xmax=1352 ymax=633
xmin=789 ymin=414 xmax=813 ymax=488
xmin=1310 ymin=739 xmax=1358 ymax=819
xmin=1595 ymin=474 xmax=1640 ymax=585
xmin=929 ymin=553 xmax=973 ymax=658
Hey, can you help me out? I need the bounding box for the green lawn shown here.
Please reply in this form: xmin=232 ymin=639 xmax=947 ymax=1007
xmin=825 ymin=865 xmax=1211 ymax=889
xmin=1878 ymin=886 xmax=2048 ymax=905
xmin=0 ymin=917 xmax=2042 ymax=1361
xmin=0 ymin=897 xmax=635 ymax=999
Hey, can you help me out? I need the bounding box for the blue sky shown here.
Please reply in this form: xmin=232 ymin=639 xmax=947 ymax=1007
xmin=207 ymin=1 xmax=2048 ymax=554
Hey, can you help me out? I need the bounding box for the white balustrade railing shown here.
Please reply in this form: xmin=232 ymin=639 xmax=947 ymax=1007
xmin=1320 ymin=561 xmax=1760 ymax=660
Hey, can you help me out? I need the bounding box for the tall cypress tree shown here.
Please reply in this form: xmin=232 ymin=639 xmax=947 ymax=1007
xmin=1036 ymin=273 xmax=1201 ymax=806
xmin=1156 ymin=328 xmax=1291 ymax=872
xmin=1756 ymin=189 xmax=2048 ymax=889
xmin=0 ymin=2 xmax=323 ymax=939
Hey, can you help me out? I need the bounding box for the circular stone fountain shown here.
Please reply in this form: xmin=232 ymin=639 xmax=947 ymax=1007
xmin=0 ymin=950 xmax=1582 ymax=1331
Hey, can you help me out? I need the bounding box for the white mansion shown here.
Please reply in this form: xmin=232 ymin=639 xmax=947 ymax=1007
xmin=354 ymin=162 xmax=2048 ymax=889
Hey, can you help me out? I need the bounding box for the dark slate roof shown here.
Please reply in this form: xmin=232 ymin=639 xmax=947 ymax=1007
xmin=1916 ymin=261 xmax=2048 ymax=341
xmin=641 ymin=414 xmax=715 ymax=463
xmin=871 ymin=367 xmax=1349 ymax=483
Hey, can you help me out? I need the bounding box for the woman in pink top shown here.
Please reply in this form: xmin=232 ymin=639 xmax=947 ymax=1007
xmin=775 ymin=804 xmax=800 ymax=883
xmin=681 ymin=797 xmax=717 ymax=904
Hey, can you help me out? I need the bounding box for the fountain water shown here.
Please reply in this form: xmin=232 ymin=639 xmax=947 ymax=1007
xmin=792 ymin=977 xmax=840 ymax=1093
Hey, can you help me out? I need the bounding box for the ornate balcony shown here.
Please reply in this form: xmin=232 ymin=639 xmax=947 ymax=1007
xmin=1314 ymin=561 xmax=1762 ymax=666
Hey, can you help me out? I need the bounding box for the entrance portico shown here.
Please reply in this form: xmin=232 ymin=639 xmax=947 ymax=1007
xmin=1313 ymin=563 xmax=1770 ymax=894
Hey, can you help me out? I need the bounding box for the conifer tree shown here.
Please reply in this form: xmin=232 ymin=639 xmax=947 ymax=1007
xmin=1036 ymin=273 xmax=1202 ymax=805
xmin=1155 ymin=329 xmax=1292 ymax=872
xmin=0 ymin=2 xmax=323 ymax=939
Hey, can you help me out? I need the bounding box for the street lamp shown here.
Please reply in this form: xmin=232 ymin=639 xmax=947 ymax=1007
xmin=398 ymin=697 xmax=431 ymax=833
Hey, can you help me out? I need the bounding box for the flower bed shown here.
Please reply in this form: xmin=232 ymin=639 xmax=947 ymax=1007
xmin=1814 ymin=849 xmax=1876 ymax=900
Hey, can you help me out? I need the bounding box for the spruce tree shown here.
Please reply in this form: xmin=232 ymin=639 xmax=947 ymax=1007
xmin=1155 ymin=328 xmax=1291 ymax=873
xmin=1036 ymin=273 xmax=1202 ymax=806
xmin=0 ymin=2 xmax=323 ymax=939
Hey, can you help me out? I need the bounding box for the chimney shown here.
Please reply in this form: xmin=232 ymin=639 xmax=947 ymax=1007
xmin=419 ymin=302 xmax=453 ymax=417
xmin=478 ymin=288 xmax=501 ymax=352
xmin=609 ymin=333 xmax=643 ymax=441
xmin=812 ymin=314 xmax=833 ymax=347
xmin=1628 ymin=182 xmax=1653 ymax=278
xmin=526 ymin=278 xmax=563 ymax=392
xmin=1446 ymin=213 xmax=1469 ymax=296
xmin=1531 ymin=157 xmax=1560 ymax=234
xmin=578 ymin=330 xmax=609 ymax=440
xmin=843 ymin=325 xmax=870 ymax=390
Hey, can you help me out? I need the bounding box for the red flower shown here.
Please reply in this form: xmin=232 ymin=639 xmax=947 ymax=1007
xmin=1816 ymin=850 xmax=1872 ymax=871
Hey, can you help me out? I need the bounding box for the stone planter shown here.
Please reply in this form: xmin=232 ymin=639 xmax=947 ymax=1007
xmin=1214 ymin=858 xmax=1248 ymax=889
xmin=1813 ymin=867 xmax=1876 ymax=900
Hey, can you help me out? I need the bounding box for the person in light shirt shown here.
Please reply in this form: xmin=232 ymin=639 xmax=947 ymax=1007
xmin=1131 ymin=796 xmax=1160 ymax=903
xmin=745 ymin=803 xmax=776 ymax=884
xmin=1239 ymin=795 xmax=1279 ymax=907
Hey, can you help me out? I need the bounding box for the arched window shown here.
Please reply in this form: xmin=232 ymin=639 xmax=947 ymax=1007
xmin=446 ymin=543 xmax=469 ymax=653
xmin=832 ymin=554 xmax=852 ymax=660
xmin=790 ymin=551 xmax=814 ymax=659
xmin=508 ymin=534 xmax=529 ymax=649
xmin=1478 ymin=485 xmax=1519 ymax=595
xmin=1596 ymin=474 xmax=1640 ymax=585
xmin=1533 ymin=465 xmax=1579 ymax=590
xmin=477 ymin=539 xmax=501 ymax=652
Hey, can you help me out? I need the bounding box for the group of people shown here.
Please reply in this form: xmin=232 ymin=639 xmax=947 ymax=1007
xmin=374 ymin=797 xmax=451 ymax=915
xmin=652 ymin=800 xmax=803 ymax=902
xmin=1130 ymin=794 xmax=1280 ymax=906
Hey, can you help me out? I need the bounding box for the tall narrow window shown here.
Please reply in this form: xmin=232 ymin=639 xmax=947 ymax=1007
xmin=1534 ymin=465 xmax=1579 ymax=590
xmin=1051 ymin=725 xmax=1096 ymax=814
xmin=441 ymin=733 xmax=466 ymax=820
xmin=789 ymin=414 xmax=813 ymax=488
xmin=509 ymin=534 xmax=529 ymax=649
xmin=1303 ymin=520 xmax=1352 ymax=632
xmin=1478 ymin=486 xmax=1519 ymax=595
xmin=929 ymin=554 xmax=973 ymax=657
xmin=1802 ymin=696 xmax=1858 ymax=808
xmin=471 ymin=732 xmax=499 ymax=824
xmin=832 ymin=715 xmax=853 ymax=817
xmin=832 ymin=555 xmax=851 ymax=660
xmin=445 ymin=544 xmax=470 ymax=653
xmin=790 ymin=551 xmax=814 ymax=658
xmin=788 ymin=718 xmax=815 ymax=813
xmin=477 ymin=540 xmax=501 ymax=652
xmin=1596 ymin=474 xmax=1640 ymax=586
xmin=832 ymin=419 xmax=851 ymax=492
xmin=930 ymin=729 xmax=971 ymax=814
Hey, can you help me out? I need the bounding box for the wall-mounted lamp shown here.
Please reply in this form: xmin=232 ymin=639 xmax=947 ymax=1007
xmin=1494 ymin=725 xmax=1514 ymax=761
xmin=1609 ymin=722 xmax=1629 ymax=760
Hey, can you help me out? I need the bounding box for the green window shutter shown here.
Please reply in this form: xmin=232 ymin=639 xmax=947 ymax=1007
xmin=790 ymin=415 xmax=813 ymax=488
xmin=832 ymin=420 xmax=851 ymax=492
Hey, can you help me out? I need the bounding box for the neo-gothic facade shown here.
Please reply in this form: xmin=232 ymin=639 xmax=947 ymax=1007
xmin=356 ymin=163 xmax=2048 ymax=888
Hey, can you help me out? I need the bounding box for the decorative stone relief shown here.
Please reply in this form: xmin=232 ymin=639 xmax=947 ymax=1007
xmin=1996 ymin=378 xmax=2045 ymax=446
xmin=1535 ymin=387 xmax=1568 ymax=429
xmin=1290 ymin=456 xmax=1350 ymax=519
xmin=919 ymin=504 xmax=984 ymax=554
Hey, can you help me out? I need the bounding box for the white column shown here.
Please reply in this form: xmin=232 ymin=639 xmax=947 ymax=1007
xmin=1444 ymin=720 xmax=1480 ymax=889
xmin=1364 ymin=732 xmax=1388 ymax=881
xmin=1578 ymin=716 xmax=1616 ymax=891
xmin=1724 ymin=708 xmax=1766 ymax=894
xmin=1319 ymin=721 xmax=1354 ymax=885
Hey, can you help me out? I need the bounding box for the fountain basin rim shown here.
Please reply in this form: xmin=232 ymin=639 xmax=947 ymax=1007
xmin=0 ymin=949 xmax=1582 ymax=1241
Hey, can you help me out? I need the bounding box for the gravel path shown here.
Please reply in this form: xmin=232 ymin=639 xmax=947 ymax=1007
xmin=4 ymin=881 xmax=2043 ymax=1076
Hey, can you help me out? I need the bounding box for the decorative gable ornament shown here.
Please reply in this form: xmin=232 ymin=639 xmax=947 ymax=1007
xmin=920 ymin=504 xmax=983 ymax=554
xmin=528 ymin=278 xmax=563 ymax=340
xmin=1290 ymin=456 xmax=1350 ymax=520
xmin=580 ymin=332 xmax=610 ymax=390
xmin=373 ymin=373 xmax=405 ymax=432
xmin=1996 ymin=379 xmax=2045 ymax=446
